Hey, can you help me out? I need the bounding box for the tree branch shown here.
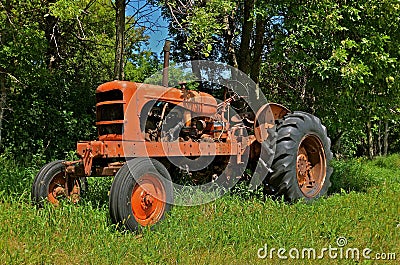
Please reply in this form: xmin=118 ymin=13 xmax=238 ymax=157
xmin=0 ymin=1 xmax=15 ymax=28
xmin=166 ymin=2 xmax=184 ymax=30
xmin=72 ymin=33 xmax=114 ymax=48
xmin=0 ymin=71 xmax=26 ymax=87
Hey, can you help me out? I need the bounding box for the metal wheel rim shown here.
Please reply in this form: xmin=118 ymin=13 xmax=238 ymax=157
xmin=47 ymin=173 xmax=81 ymax=206
xmin=48 ymin=173 xmax=66 ymax=206
xmin=131 ymin=173 xmax=166 ymax=226
xmin=296 ymin=134 xmax=327 ymax=198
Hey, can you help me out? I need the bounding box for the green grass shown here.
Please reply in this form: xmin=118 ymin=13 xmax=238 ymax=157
xmin=0 ymin=154 xmax=399 ymax=264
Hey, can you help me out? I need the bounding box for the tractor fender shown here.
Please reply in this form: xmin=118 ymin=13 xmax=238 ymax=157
xmin=254 ymin=103 xmax=291 ymax=143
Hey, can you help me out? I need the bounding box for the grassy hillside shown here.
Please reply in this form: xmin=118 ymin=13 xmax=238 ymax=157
xmin=0 ymin=154 xmax=399 ymax=264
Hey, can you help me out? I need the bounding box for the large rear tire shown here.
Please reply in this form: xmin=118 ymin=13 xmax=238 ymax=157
xmin=109 ymin=158 xmax=173 ymax=232
xmin=268 ymin=111 xmax=333 ymax=201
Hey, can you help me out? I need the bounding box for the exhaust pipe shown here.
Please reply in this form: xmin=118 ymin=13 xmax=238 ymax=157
xmin=162 ymin=40 xmax=171 ymax=87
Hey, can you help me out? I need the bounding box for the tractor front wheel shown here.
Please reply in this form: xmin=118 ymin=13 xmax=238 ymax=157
xmin=31 ymin=161 xmax=84 ymax=207
xmin=109 ymin=158 xmax=173 ymax=232
xmin=268 ymin=112 xmax=333 ymax=201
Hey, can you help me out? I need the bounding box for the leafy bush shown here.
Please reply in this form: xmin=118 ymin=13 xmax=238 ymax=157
xmin=330 ymin=154 xmax=400 ymax=194
xmin=0 ymin=152 xmax=43 ymax=199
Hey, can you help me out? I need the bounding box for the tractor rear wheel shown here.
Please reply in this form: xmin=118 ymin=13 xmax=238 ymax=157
xmin=31 ymin=160 xmax=84 ymax=207
xmin=268 ymin=111 xmax=333 ymax=201
xmin=109 ymin=158 xmax=173 ymax=232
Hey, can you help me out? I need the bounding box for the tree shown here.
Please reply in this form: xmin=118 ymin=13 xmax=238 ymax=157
xmin=159 ymin=0 xmax=276 ymax=95
xmin=159 ymin=0 xmax=400 ymax=157
xmin=0 ymin=0 xmax=163 ymax=159
xmin=261 ymin=0 xmax=400 ymax=157
xmin=114 ymin=0 xmax=126 ymax=80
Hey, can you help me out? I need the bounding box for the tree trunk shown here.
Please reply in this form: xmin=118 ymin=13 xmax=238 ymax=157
xmin=43 ymin=0 xmax=60 ymax=70
xmin=222 ymin=10 xmax=239 ymax=96
xmin=114 ymin=0 xmax=126 ymax=80
xmin=237 ymin=0 xmax=254 ymax=75
xmin=331 ymin=130 xmax=344 ymax=158
xmin=367 ymin=121 xmax=374 ymax=159
xmin=223 ymin=11 xmax=238 ymax=68
xmin=377 ymin=120 xmax=382 ymax=156
xmin=250 ymin=18 xmax=265 ymax=99
xmin=0 ymin=0 xmax=11 ymax=149
xmin=0 ymin=74 xmax=6 ymax=149
xmin=190 ymin=55 xmax=203 ymax=91
xmin=383 ymin=120 xmax=389 ymax=156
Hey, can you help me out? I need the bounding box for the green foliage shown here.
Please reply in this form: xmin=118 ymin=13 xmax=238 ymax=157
xmin=49 ymin=0 xmax=89 ymax=20
xmin=84 ymin=177 xmax=114 ymax=208
xmin=229 ymin=180 xmax=265 ymax=201
xmin=183 ymin=0 xmax=236 ymax=57
xmin=261 ymin=0 xmax=400 ymax=157
xmin=0 ymin=152 xmax=43 ymax=198
xmin=330 ymin=154 xmax=400 ymax=194
xmin=125 ymin=51 xmax=159 ymax=83
xmin=0 ymin=0 xmax=157 ymax=159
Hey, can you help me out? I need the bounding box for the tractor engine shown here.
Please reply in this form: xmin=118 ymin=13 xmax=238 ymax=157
xmin=142 ymin=101 xmax=227 ymax=143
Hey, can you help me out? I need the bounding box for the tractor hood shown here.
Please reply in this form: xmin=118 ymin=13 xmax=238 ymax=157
xmin=96 ymin=80 xmax=217 ymax=116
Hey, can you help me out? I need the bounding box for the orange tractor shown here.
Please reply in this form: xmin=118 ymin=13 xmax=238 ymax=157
xmin=31 ymin=52 xmax=332 ymax=232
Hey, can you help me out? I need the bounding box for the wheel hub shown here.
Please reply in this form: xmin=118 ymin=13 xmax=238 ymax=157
xmin=131 ymin=174 xmax=166 ymax=226
xmin=140 ymin=192 xmax=154 ymax=210
xmin=48 ymin=174 xmax=81 ymax=205
xmin=52 ymin=185 xmax=66 ymax=198
xmin=297 ymin=154 xmax=310 ymax=177
xmin=297 ymin=153 xmax=313 ymax=188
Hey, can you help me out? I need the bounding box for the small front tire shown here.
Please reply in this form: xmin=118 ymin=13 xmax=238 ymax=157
xmin=109 ymin=158 xmax=173 ymax=232
xmin=31 ymin=160 xmax=83 ymax=207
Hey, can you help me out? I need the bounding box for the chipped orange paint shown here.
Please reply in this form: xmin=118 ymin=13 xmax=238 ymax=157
xmin=74 ymin=80 xmax=288 ymax=177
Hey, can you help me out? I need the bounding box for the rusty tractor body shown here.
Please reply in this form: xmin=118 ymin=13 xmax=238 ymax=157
xmin=32 ymin=59 xmax=332 ymax=233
